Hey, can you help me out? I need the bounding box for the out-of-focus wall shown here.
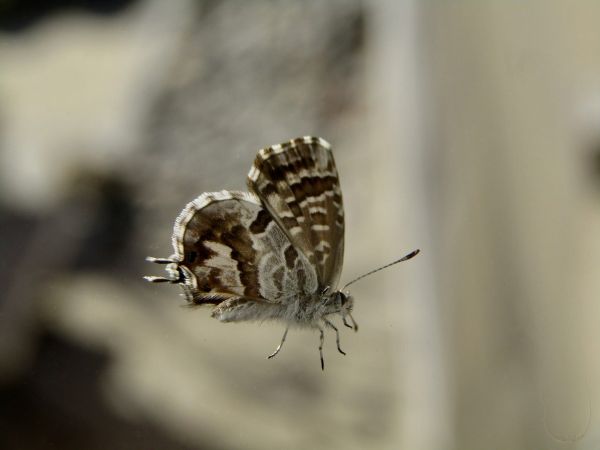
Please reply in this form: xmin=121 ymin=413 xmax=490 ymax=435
xmin=0 ymin=1 xmax=599 ymax=450
xmin=420 ymin=2 xmax=600 ymax=449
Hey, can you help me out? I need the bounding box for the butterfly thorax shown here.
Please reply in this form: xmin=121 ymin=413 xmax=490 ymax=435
xmin=286 ymin=289 xmax=353 ymax=327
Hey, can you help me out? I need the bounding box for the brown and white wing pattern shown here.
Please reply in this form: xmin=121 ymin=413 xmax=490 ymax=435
xmin=146 ymin=137 xmax=418 ymax=368
xmin=247 ymin=136 xmax=345 ymax=289
xmin=152 ymin=190 xmax=318 ymax=322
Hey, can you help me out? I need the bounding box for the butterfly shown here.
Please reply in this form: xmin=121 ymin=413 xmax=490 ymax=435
xmin=145 ymin=136 xmax=419 ymax=369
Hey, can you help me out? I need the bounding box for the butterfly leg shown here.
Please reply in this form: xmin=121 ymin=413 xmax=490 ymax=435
xmin=342 ymin=316 xmax=353 ymax=329
xmin=345 ymin=313 xmax=359 ymax=332
xmin=267 ymin=327 xmax=289 ymax=359
xmin=318 ymin=326 xmax=325 ymax=371
xmin=324 ymin=318 xmax=346 ymax=356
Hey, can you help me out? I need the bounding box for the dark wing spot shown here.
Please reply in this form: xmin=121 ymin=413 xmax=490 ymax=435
xmin=315 ymin=249 xmax=328 ymax=264
xmin=250 ymin=209 xmax=272 ymax=234
xmin=281 ymin=216 xmax=299 ymax=230
xmin=260 ymin=182 xmax=277 ymax=197
xmin=297 ymin=267 xmax=307 ymax=292
xmin=192 ymin=241 xmax=216 ymax=264
xmin=198 ymin=276 xmax=216 ymax=293
xmin=185 ymin=251 xmax=197 ymax=263
xmin=289 ymin=175 xmax=336 ymax=199
xmin=287 ymin=199 xmax=303 ymax=217
xmin=272 ymin=266 xmax=284 ymax=293
xmin=310 ymin=212 xmax=327 ymax=225
xmin=284 ymin=244 xmax=298 ymax=270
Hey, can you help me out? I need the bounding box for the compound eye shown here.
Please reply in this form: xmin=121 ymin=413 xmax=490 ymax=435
xmin=338 ymin=292 xmax=348 ymax=306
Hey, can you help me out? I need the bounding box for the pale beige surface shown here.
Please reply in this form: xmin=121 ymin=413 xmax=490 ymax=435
xmin=1 ymin=1 xmax=599 ymax=449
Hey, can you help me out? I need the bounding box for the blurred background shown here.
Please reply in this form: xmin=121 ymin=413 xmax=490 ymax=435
xmin=1 ymin=1 xmax=599 ymax=449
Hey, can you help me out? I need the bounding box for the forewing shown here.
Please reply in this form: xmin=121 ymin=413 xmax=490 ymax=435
xmin=247 ymin=137 xmax=345 ymax=288
xmin=168 ymin=190 xmax=318 ymax=306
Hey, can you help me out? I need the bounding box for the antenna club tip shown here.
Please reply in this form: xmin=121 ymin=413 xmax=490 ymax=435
xmin=400 ymin=249 xmax=420 ymax=262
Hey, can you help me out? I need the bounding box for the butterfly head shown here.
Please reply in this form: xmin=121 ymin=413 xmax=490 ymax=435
xmin=320 ymin=289 xmax=357 ymax=330
xmin=337 ymin=291 xmax=354 ymax=313
xmin=338 ymin=290 xmax=354 ymax=310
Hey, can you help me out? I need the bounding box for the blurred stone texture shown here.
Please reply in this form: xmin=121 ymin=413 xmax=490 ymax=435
xmin=2 ymin=1 xmax=600 ymax=450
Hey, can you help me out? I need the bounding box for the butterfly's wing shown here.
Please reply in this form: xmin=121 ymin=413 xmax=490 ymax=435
xmin=151 ymin=190 xmax=319 ymax=321
xmin=247 ymin=137 xmax=345 ymax=289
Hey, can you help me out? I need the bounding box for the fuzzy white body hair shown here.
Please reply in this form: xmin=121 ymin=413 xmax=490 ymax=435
xmin=212 ymin=291 xmax=352 ymax=328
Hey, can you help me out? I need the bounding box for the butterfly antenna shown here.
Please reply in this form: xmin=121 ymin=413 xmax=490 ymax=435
xmin=342 ymin=249 xmax=420 ymax=290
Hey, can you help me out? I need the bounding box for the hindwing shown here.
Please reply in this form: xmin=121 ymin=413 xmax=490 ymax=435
xmin=169 ymin=190 xmax=318 ymax=308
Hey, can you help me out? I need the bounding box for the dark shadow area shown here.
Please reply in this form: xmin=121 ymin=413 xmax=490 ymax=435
xmin=0 ymin=0 xmax=139 ymax=32
xmin=0 ymin=332 xmax=210 ymax=450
